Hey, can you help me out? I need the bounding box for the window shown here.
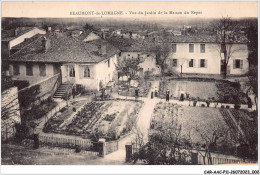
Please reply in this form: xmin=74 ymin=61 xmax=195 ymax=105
xmin=108 ymin=59 xmax=110 ymax=68
xmin=147 ymin=54 xmax=150 ymax=57
xmin=234 ymin=59 xmax=243 ymax=69
xmin=128 ymin=54 xmax=130 ymax=56
xmin=39 ymin=63 xmax=46 ymax=77
xmin=200 ymin=44 xmax=205 ymax=53
xmin=26 ymin=63 xmax=33 ymax=76
xmin=69 ymin=65 xmax=75 ymax=77
xmin=189 ymin=44 xmax=194 ymax=53
xmin=189 ymin=59 xmax=194 ymax=67
xmin=200 ymin=59 xmax=206 ymax=68
xmin=84 ymin=66 xmax=90 ymax=77
xmin=13 ymin=64 xmax=20 ymax=75
xmin=172 ymin=44 xmax=177 ymax=53
xmin=172 ymin=59 xmax=178 ymax=67
xmin=119 ymin=52 xmax=121 ymax=57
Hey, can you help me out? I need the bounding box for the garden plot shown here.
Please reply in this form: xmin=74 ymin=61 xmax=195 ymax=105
xmin=151 ymin=102 xmax=232 ymax=145
xmin=159 ymin=79 xmax=247 ymax=104
xmin=159 ymin=80 xmax=217 ymax=100
xmin=44 ymin=100 xmax=143 ymax=140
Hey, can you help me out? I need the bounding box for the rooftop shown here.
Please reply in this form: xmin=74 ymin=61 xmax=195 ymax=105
xmin=2 ymin=27 xmax=45 ymax=41
xmin=156 ymin=33 xmax=248 ymax=43
xmin=8 ymin=31 xmax=120 ymax=63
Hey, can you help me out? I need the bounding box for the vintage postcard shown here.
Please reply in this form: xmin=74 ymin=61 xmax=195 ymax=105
xmin=1 ymin=1 xmax=258 ymax=174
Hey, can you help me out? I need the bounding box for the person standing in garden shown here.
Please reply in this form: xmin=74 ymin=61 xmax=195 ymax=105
xmin=151 ymin=90 xmax=154 ymax=99
xmin=166 ymin=90 xmax=170 ymax=102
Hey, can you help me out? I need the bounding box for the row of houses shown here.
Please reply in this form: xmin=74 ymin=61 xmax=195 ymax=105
xmin=2 ymin=26 xmax=249 ymax=96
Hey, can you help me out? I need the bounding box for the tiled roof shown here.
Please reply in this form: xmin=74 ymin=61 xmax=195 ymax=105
xmin=2 ymin=27 xmax=46 ymax=41
xmin=107 ymin=37 xmax=155 ymax=52
xmin=8 ymin=31 xmax=120 ymax=63
xmin=11 ymin=34 xmax=44 ymax=50
xmin=156 ymin=33 xmax=248 ymax=44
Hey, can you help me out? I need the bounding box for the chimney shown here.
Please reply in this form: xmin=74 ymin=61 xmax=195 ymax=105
xmin=14 ymin=29 xmax=18 ymax=36
xmin=101 ymin=45 xmax=106 ymax=55
xmin=42 ymin=36 xmax=51 ymax=52
xmin=98 ymin=45 xmax=106 ymax=55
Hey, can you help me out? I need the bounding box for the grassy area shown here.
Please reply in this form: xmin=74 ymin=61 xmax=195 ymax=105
xmin=1 ymin=145 xmax=99 ymax=165
xmin=159 ymin=78 xmax=247 ymax=104
xmin=150 ymin=102 xmax=237 ymax=155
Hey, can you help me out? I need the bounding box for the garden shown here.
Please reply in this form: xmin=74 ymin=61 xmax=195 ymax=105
xmin=159 ymin=78 xmax=247 ymax=105
xmin=150 ymin=102 xmax=238 ymax=156
xmin=117 ymin=79 xmax=151 ymax=98
xmin=43 ymin=99 xmax=143 ymax=141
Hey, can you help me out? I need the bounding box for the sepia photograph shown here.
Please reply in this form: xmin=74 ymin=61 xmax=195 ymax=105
xmin=1 ymin=1 xmax=259 ymax=174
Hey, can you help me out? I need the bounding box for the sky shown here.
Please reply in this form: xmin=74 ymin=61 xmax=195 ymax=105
xmin=1 ymin=1 xmax=258 ymax=19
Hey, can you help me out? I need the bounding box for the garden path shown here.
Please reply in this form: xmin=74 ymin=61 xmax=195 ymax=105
xmin=100 ymin=80 xmax=160 ymax=163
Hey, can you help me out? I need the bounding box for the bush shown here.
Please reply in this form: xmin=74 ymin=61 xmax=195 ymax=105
xmin=13 ymin=80 xmax=30 ymax=90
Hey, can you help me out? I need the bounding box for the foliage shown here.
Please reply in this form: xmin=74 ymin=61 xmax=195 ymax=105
xmin=116 ymin=56 xmax=141 ymax=84
xmin=132 ymin=122 xmax=192 ymax=165
xmin=213 ymin=17 xmax=240 ymax=78
xmin=215 ymin=81 xmax=246 ymax=104
xmin=1 ymin=74 xmax=14 ymax=92
xmin=21 ymin=97 xmax=57 ymax=122
xmin=154 ymin=43 xmax=170 ymax=76
xmin=194 ymin=121 xmax=233 ymax=165
xmin=14 ymin=123 xmax=30 ymax=142
xmin=246 ymin=22 xmax=258 ymax=66
xmin=13 ymin=80 xmax=30 ymax=90
xmin=18 ymin=84 xmax=41 ymax=109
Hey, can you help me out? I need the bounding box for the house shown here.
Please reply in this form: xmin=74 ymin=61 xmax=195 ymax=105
xmin=6 ymin=31 xmax=120 ymax=95
xmin=108 ymin=37 xmax=160 ymax=76
xmin=119 ymin=52 xmax=160 ymax=76
xmin=1 ymin=27 xmax=46 ymax=57
xmin=112 ymin=29 xmax=122 ymax=35
xmin=157 ymin=34 xmax=249 ymax=75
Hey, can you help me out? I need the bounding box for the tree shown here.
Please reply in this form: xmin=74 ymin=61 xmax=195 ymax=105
xmin=116 ymin=56 xmax=141 ymax=91
xmin=132 ymin=119 xmax=192 ymax=165
xmin=154 ymin=43 xmax=170 ymax=78
xmin=194 ymin=121 xmax=233 ymax=165
xmin=246 ymin=22 xmax=258 ymax=110
xmin=213 ymin=17 xmax=240 ymax=79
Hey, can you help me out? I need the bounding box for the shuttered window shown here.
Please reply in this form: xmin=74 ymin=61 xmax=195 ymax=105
xmin=39 ymin=63 xmax=46 ymax=77
xmin=13 ymin=64 xmax=20 ymax=75
xmin=233 ymin=59 xmax=243 ymax=69
xmin=69 ymin=65 xmax=75 ymax=77
xmin=189 ymin=59 xmax=194 ymax=67
xmin=79 ymin=65 xmax=91 ymax=79
xmin=172 ymin=59 xmax=178 ymax=67
xmin=200 ymin=44 xmax=205 ymax=53
xmin=172 ymin=44 xmax=177 ymax=53
xmin=199 ymin=59 xmax=207 ymax=68
xmin=189 ymin=44 xmax=194 ymax=53
xmin=26 ymin=63 xmax=33 ymax=76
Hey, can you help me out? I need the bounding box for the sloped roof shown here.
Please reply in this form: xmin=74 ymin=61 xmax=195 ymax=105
xmin=2 ymin=27 xmax=45 ymax=41
xmin=8 ymin=31 xmax=120 ymax=63
xmin=11 ymin=34 xmax=44 ymax=50
xmin=156 ymin=33 xmax=248 ymax=44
